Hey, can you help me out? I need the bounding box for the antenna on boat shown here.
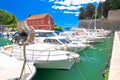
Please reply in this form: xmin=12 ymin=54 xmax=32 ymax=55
xmin=18 ymin=21 xmax=35 ymax=79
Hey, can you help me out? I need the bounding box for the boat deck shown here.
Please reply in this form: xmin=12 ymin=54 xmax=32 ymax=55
xmin=108 ymin=31 xmax=120 ymax=80
xmin=0 ymin=51 xmax=36 ymax=80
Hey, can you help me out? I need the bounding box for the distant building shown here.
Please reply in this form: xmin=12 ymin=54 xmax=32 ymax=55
xmin=26 ymin=13 xmax=54 ymax=30
xmin=0 ymin=25 xmax=9 ymax=32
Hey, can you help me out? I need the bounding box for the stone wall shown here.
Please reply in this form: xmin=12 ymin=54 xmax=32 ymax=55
xmin=79 ymin=9 xmax=120 ymax=31
xmin=79 ymin=19 xmax=106 ymax=29
xmin=108 ymin=9 xmax=120 ymax=21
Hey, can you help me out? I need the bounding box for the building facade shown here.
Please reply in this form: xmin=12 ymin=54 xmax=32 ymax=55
xmin=26 ymin=13 xmax=54 ymax=30
xmin=0 ymin=25 xmax=9 ymax=32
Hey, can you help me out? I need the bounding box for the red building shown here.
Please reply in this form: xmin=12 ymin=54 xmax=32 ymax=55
xmin=27 ymin=13 xmax=54 ymax=30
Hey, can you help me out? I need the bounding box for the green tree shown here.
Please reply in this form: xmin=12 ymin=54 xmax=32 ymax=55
xmin=79 ymin=0 xmax=120 ymax=20
xmin=79 ymin=3 xmax=96 ymax=20
xmin=98 ymin=2 xmax=104 ymax=18
xmin=0 ymin=9 xmax=18 ymax=30
xmin=79 ymin=7 xmax=86 ymax=19
xmin=111 ymin=0 xmax=120 ymax=10
xmin=54 ymin=24 xmax=62 ymax=31
xmin=0 ymin=9 xmax=12 ymax=24
xmin=86 ymin=3 xmax=95 ymax=19
xmin=102 ymin=0 xmax=112 ymax=18
xmin=101 ymin=0 xmax=120 ymax=17
xmin=9 ymin=15 xmax=17 ymax=30
xmin=9 ymin=23 xmax=17 ymax=31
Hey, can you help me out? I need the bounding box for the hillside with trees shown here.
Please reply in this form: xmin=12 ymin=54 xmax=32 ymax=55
xmin=79 ymin=0 xmax=120 ymax=20
xmin=78 ymin=0 xmax=120 ymax=30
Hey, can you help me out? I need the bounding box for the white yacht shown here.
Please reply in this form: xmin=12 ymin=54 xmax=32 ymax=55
xmin=8 ymin=24 xmax=80 ymax=70
xmin=70 ymin=28 xmax=106 ymax=43
xmin=0 ymin=50 xmax=36 ymax=80
xmin=3 ymin=43 xmax=80 ymax=70
xmin=34 ymin=29 xmax=89 ymax=50
xmin=35 ymin=29 xmax=58 ymax=43
xmin=59 ymin=31 xmax=93 ymax=44
xmin=43 ymin=36 xmax=89 ymax=51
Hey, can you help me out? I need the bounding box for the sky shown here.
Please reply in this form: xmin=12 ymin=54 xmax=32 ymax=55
xmin=0 ymin=0 xmax=105 ymax=29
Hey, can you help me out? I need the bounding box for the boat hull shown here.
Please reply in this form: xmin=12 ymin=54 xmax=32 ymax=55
xmin=88 ymin=37 xmax=105 ymax=43
xmin=3 ymin=44 xmax=80 ymax=70
xmin=34 ymin=58 xmax=75 ymax=70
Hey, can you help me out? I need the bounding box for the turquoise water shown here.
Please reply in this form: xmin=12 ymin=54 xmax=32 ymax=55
xmin=32 ymin=34 xmax=113 ymax=80
xmin=0 ymin=37 xmax=12 ymax=46
xmin=0 ymin=35 xmax=113 ymax=80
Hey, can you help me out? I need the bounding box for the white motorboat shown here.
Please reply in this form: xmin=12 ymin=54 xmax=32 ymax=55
xmin=3 ymin=43 xmax=80 ymax=70
xmin=35 ymin=29 xmax=58 ymax=43
xmin=0 ymin=22 xmax=37 ymax=80
xmin=70 ymin=28 xmax=106 ymax=43
xmin=59 ymin=31 xmax=93 ymax=44
xmin=43 ymin=36 xmax=89 ymax=51
xmin=34 ymin=29 xmax=90 ymax=49
xmin=0 ymin=50 xmax=36 ymax=80
xmin=6 ymin=22 xmax=80 ymax=70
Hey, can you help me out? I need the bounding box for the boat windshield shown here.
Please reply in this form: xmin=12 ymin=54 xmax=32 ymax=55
xmin=36 ymin=32 xmax=56 ymax=37
xmin=59 ymin=39 xmax=70 ymax=44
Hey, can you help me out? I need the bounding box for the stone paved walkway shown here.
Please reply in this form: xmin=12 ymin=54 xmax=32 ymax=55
xmin=108 ymin=31 xmax=120 ymax=80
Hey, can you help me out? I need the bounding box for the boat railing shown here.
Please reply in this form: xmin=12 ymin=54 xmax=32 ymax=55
xmin=12 ymin=47 xmax=73 ymax=62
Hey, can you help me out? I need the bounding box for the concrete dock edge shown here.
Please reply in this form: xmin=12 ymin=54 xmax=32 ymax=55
xmin=108 ymin=31 xmax=120 ymax=80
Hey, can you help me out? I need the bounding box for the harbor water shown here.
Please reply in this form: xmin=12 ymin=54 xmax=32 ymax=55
xmin=32 ymin=34 xmax=114 ymax=80
xmin=0 ymin=34 xmax=114 ymax=80
xmin=0 ymin=37 xmax=12 ymax=46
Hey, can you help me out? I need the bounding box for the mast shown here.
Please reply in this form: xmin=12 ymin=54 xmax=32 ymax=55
xmin=94 ymin=6 xmax=97 ymax=30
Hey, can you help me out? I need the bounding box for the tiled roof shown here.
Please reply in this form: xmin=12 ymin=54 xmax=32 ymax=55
xmin=27 ymin=13 xmax=49 ymax=20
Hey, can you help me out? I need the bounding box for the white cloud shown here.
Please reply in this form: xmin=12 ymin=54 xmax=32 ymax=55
xmin=63 ymin=11 xmax=79 ymax=16
xmin=49 ymin=0 xmax=105 ymax=6
xmin=52 ymin=5 xmax=81 ymax=10
xmin=49 ymin=0 xmax=106 ymax=16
